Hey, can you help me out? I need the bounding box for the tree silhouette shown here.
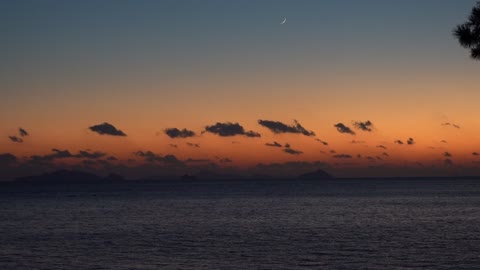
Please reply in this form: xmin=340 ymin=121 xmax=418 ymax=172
xmin=454 ymin=2 xmax=480 ymax=59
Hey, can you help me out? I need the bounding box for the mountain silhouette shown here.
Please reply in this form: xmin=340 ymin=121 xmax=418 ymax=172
xmin=15 ymin=170 xmax=124 ymax=184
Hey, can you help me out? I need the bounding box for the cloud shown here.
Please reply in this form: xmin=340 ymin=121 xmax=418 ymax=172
xmin=351 ymin=140 xmax=366 ymax=144
xmin=395 ymin=138 xmax=414 ymax=145
xmin=185 ymin=158 xmax=211 ymax=163
xmin=89 ymin=122 xmax=127 ymax=136
xmin=382 ymin=152 xmax=389 ymax=157
xmin=135 ymin=151 xmax=184 ymax=166
xmin=315 ymin=139 xmax=328 ymax=146
xmin=473 ymin=152 xmax=479 ymax=156
xmin=163 ymin=154 xmax=183 ymax=165
xmin=219 ymin=158 xmax=233 ymax=163
xmin=376 ymin=145 xmax=387 ymax=149
xmin=258 ymin=120 xmax=315 ymax=136
xmin=0 ymin=153 xmax=17 ymax=166
xmin=186 ymin=142 xmax=200 ymax=148
xmin=244 ymin=131 xmax=261 ymax=138
xmin=164 ymin=128 xmax=196 ymax=138
xmin=77 ymin=150 xmax=107 ymax=159
xmin=283 ymin=148 xmax=303 ymax=155
xmin=134 ymin=151 xmax=164 ymax=162
xmin=444 ymin=158 xmax=453 ymax=166
xmin=441 ymin=140 xmax=448 ymax=143
xmin=8 ymin=136 xmax=23 ymax=143
xmin=30 ymin=149 xmax=75 ymax=163
xmin=444 ymin=152 xmax=452 ymax=157
xmin=169 ymin=144 xmax=178 ymax=148
xmin=353 ymin=120 xmax=374 ymax=132
xmin=333 ymin=154 xmax=352 ymax=159
xmin=106 ymin=156 xmax=118 ymax=161
xmin=265 ymin=141 xmax=282 ymax=147
xmin=205 ymin=122 xmax=261 ymax=137
xmin=441 ymin=122 xmax=460 ymax=129
xmin=334 ymin=123 xmax=355 ymax=135
xmin=19 ymin=128 xmax=29 ymax=137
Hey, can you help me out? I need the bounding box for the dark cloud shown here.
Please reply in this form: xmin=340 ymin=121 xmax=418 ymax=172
xmin=473 ymin=152 xmax=479 ymax=156
xmin=134 ymin=151 xmax=164 ymax=162
xmin=353 ymin=120 xmax=374 ymax=132
xmin=89 ymin=122 xmax=127 ymax=136
xmin=135 ymin=151 xmax=184 ymax=166
xmin=283 ymin=148 xmax=303 ymax=155
xmin=0 ymin=153 xmax=17 ymax=166
xmin=366 ymin=156 xmax=376 ymax=161
xmin=205 ymin=122 xmax=260 ymax=137
xmin=169 ymin=144 xmax=178 ymax=148
xmin=186 ymin=142 xmax=200 ymax=148
xmin=185 ymin=158 xmax=211 ymax=163
xmin=334 ymin=123 xmax=355 ymax=135
xmin=244 ymin=130 xmax=261 ymax=138
xmin=219 ymin=158 xmax=233 ymax=163
xmin=163 ymin=154 xmax=183 ymax=165
xmin=351 ymin=140 xmax=366 ymax=144
xmin=285 ymin=143 xmax=291 ymax=148
xmin=30 ymin=149 xmax=107 ymax=161
xmin=394 ymin=138 xmax=414 ymax=145
xmin=444 ymin=152 xmax=452 ymax=157
xmin=330 ymin=150 xmax=337 ymax=154
xmin=441 ymin=140 xmax=448 ymax=143
xmin=164 ymin=128 xmax=196 ymax=138
xmin=8 ymin=136 xmax=23 ymax=143
xmin=30 ymin=149 xmax=75 ymax=163
xmin=376 ymin=145 xmax=387 ymax=149
xmin=444 ymin=159 xmax=453 ymax=166
xmin=258 ymin=120 xmax=315 ymax=136
xmin=265 ymin=141 xmax=282 ymax=147
xmin=106 ymin=156 xmax=118 ymax=161
xmin=441 ymin=122 xmax=460 ymax=129
xmin=315 ymin=139 xmax=328 ymax=146
xmin=50 ymin=149 xmax=75 ymax=159
xmin=333 ymin=154 xmax=352 ymax=159
xmin=357 ymin=154 xmax=362 ymax=158
xmin=382 ymin=152 xmax=389 ymax=157
xmin=77 ymin=150 xmax=106 ymax=159
xmin=19 ymin=128 xmax=29 ymax=137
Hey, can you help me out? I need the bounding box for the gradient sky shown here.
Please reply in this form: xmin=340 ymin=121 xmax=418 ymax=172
xmin=1 ymin=0 xmax=480 ymax=179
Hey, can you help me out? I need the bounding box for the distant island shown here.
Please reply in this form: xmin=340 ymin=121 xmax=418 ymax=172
xmin=15 ymin=170 xmax=125 ymax=184
xmin=13 ymin=168 xmax=334 ymax=184
xmin=297 ymin=169 xmax=333 ymax=180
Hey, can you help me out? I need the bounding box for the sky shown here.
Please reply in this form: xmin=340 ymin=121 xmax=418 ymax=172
xmin=1 ymin=0 xmax=480 ymax=179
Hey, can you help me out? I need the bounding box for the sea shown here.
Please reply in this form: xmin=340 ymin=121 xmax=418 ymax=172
xmin=1 ymin=178 xmax=480 ymax=269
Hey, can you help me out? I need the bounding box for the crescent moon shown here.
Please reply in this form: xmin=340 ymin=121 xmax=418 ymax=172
xmin=280 ymin=18 xmax=287 ymax=24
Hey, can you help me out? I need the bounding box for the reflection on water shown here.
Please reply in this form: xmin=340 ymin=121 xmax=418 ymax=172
xmin=1 ymin=179 xmax=480 ymax=269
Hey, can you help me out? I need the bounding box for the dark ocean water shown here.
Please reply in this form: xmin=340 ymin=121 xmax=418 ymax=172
xmin=1 ymin=179 xmax=480 ymax=269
